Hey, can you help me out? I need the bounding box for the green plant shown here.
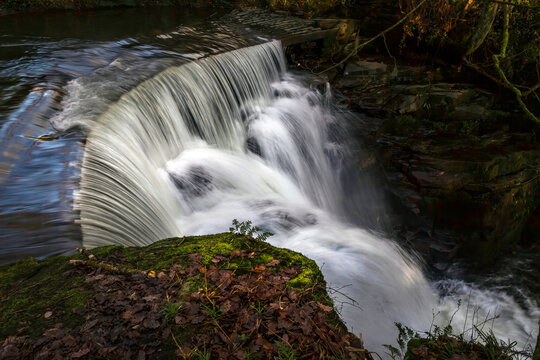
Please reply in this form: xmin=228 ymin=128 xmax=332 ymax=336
xmin=230 ymin=219 xmax=274 ymax=242
xmin=383 ymin=322 xmax=420 ymax=358
xmin=202 ymin=302 xmax=222 ymax=319
xmin=398 ymin=303 xmax=533 ymax=360
xmin=160 ymin=301 xmax=183 ymax=322
xmin=250 ymin=301 xmax=268 ymax=315
xmin=274 ymin=341 xmax=296 ymax=360
xmin=243 ymin=349 xmax=253 ymax=360
xmin=238 ymin=333 xmax=250 ymax=342
xmin=193 ymin=344 xmax=211 ymax=360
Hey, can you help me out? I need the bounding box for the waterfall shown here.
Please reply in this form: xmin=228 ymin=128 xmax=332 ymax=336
xmin=78 ymin=41 xmax=284 ymax=247
xmin=78 ymin=41 xmax=538 ymax=355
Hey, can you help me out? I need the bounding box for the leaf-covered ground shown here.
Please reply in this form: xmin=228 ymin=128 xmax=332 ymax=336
xmin=0 ymin=233 xmax=371 ymax=359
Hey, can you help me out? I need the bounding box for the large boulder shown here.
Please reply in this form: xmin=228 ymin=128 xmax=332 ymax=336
xmin=338 ymin=58 xmax=540 ymax=264
xmin=0 ymin=233 xmax=370 ymax=359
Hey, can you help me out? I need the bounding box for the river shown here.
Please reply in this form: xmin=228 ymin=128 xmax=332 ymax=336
xmin=0 ymin=7 xmax=538 ymax=357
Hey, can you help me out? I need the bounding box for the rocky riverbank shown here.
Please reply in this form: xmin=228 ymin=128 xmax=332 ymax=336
xmin=2 ymin=232 xmax=537 ymax=359
xmin=0 ymin=233 xmax=370 ymax=359
xmin=327 ymin=57 xmax=540 ymax=266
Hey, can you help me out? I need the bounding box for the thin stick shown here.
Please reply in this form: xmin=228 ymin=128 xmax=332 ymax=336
xmin=317 ymin=0 xmax=428 ymax=75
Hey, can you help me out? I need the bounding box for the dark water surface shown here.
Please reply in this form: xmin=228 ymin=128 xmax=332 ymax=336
xmin=0 ymin=7 xmax=266 ymax=263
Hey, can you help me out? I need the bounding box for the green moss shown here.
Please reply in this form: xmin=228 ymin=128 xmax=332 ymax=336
xmin=288 ymin=268 xmax=315 ymax=287
xmin=404 ymin=338 xmax=429 ymax=360
xmin=404 ymin=334 xmax=516 ymax=360
xmin=89 ymin=244 xmax=124 ymax=257
xmin=112 ymin=233 xmax=241 ymax=271
xmin=96 ymin=233 xmax=326 ymax=292
xmin=255 ymin=253 xmax=273 ymax=264
xmin=0 ymin=232 xmax=341 ymax=341
xmin=181 ymin=275 xmax=205 ymax=294
xmin=0 ymin=255 xmax=91 ymax=341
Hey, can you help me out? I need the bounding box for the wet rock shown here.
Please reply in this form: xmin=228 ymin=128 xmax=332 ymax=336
xmin=339 ymin=58 xmax=540 ymax=264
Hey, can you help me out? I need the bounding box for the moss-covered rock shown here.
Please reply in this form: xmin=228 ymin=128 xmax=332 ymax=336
xmin=0 ymin=255 xmax=90 ymax=340
xmin=404 ymin=335 xmax=514 ymax=360
xmin=92 ymin=233 xmax=326 ymax=291
xmin=0 ymin=233 xmax=368 ymax=359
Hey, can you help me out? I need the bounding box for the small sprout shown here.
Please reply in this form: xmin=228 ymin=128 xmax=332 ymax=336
xmin=202 ymin=303 xmax=222 ymax=319
xmin=249 ymin=301 xmax=267 ymax=315
xmin=238 ymin=333 xmax=250 ymax=342
xmin=274 ymin=341 xmax=296 ymax=360
xmin=193 ymin=344 xmax=211 ymax=360
xmin=160 ymin=301 xmax=183 ymax=322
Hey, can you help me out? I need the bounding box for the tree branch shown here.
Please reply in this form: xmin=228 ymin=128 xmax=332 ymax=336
xmin=317 ymin=0 xmax=428 ymax=75
xmin=492 ymin=2 xmax=539 ymax=124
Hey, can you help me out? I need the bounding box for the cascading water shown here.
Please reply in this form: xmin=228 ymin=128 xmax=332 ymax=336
xmin=78 ymin=41 xmax=538 ymax=355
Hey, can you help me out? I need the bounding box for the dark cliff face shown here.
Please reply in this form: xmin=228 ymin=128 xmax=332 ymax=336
xmin=329 ymin=59 xmax=540 ymax=266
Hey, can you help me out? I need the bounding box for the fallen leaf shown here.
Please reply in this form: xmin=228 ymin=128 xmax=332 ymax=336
xmin=301 ymin=319 xmax=313 ymax=335
xmin=81 ymin=319 xmax=99 ymax=332
xmin=219 ymin=300 xmax=232 ymax=313
xmin=122 ymin=310 xmax=134 ymax=320
xmin=157 ymin=272 xmax=168 ymax=280
xmin=143 ymin=318 xmax=160 ymax=329
xmin=142 ymin=294 xmax=160 ymax=302
xmin=44 ymin=311 xmax=53 ymax=319
xmin=317 ymin=303 xmax=333 ymax=312
xmin=188 ymin=253 xmax=202 ymax=262
xmin=130 ymin=313 xmax=145 ymax=324
xmin=191 ymin=315 xmax=205 ymax=324
xmin=266 ymin=259 xmax=280 ymax=267
xmin=71 ymin=348 xmax=90 ymax=358
xmin=230 ymin=250 xmax=242 ymax=257
xmin=137 ymin=350 xmax=146 ymax=360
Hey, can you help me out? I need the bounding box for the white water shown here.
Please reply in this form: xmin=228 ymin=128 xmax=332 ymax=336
xmin=78 ymin=41 xmax=538 ymax=356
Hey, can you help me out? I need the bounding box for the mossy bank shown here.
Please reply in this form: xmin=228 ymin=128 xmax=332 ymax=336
xmin=0 ymin=232 xmax=370 ymax=359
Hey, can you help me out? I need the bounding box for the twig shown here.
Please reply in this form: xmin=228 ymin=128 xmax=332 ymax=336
xmin=523 ymin=83 xmax=540 ymax=97
xmin=327 ymin=284 xmax=364 ymax=311
xmin=171 ymin=331 xmax=190 ymax=359
xmin=261 ymin=323 xmax=292 ymax=348
xmin=69 ymin=258 xmax=149 ymax=277
xmin=490 ymin=0 xmax=540 ymax=9
xmin=317 ymin=0 xmax=428 ymax=75
xmin=462 ymin=58 xmax=509 ymax=89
